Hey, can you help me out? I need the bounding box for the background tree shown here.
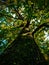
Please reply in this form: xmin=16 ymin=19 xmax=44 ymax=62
xmin=0 ymin=0 xmax=49 ymax=65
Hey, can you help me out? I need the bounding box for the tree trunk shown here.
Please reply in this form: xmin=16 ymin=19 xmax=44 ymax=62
xmin=0 ymin=35 xmax=48 ymax=65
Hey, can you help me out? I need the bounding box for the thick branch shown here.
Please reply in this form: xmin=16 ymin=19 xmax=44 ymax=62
xmin=32 ymin=22 xmax=49 ymax=35
xmin=13 ymin=7 xmax=24 ymax=20
xmin=0 ymin=1 xmax=30 ymax=29
xmin=0 ymin=1 xmax=24 ymax=20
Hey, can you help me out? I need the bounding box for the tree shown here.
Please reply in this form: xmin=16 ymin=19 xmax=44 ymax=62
xmin=0 ymin=0 xmax=49 ymax=65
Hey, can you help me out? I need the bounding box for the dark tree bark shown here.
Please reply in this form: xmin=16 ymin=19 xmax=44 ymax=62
xmin=0 ymin=22 xmax=48 ymax=65
xmin=0 ymin=35 xmax=48 ymax=65
xmin=0 ymin=2 xmax=48 ymax=64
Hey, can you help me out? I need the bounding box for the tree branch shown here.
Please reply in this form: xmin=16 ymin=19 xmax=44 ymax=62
xmin=0 ymin=1 xmax=24 ymax=20
xmin=32 ymin=22 xmax=49 ymax=35
xmin=13 ymin=7 xmax=24 ymax=20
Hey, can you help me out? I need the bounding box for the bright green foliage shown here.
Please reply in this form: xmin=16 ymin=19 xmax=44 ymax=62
xmin=0 ymin=0 xmax=49 ymax=62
